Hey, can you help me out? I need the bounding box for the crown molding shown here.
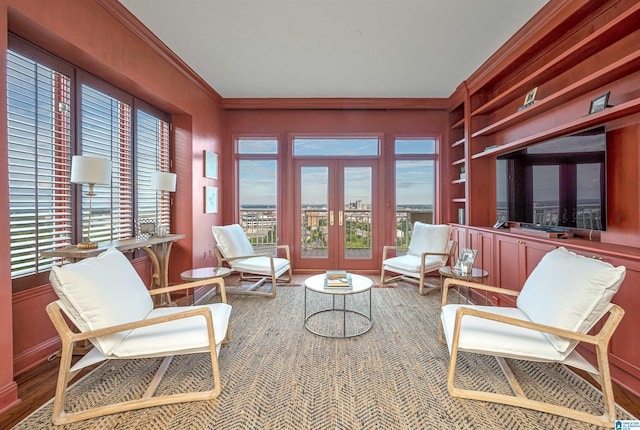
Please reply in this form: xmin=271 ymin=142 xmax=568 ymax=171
xmin=222 ymin=98 xmax=448 ymax=110
xmin=96 ymin=0 xmax=223 ymax=103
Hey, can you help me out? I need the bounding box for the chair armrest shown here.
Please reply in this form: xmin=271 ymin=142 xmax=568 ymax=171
xmin=46 ymin=302 xmax=220 ymax=345
xmin=451 ymin=304 xmax=624 ymax=346
xmin=441 ymin=278 xmax=518 ymax=309
xmin=382 ymin=245 xmax=401 ymax=260
xmin=149 ymin=277 xmax=227 ymax=304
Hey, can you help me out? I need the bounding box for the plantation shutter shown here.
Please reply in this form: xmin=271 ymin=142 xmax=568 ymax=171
xmin=136 ymin=108 xmax=171 ymax=228
xmin=79 ymin=82 xmax=133 ymax=243
xmin=7 ymin=47 xmax=73 ymax=278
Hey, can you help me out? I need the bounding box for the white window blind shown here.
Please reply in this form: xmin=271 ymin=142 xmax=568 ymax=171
xmin=136 ymin=109 xmax=171 ymax=228
xmin=7 ymin=48 xmax=73 ymax=278
xmin=8 ymin=36 xmax=173 ymax=285
xmin=79 ymin=84 xmax=133 ymax=243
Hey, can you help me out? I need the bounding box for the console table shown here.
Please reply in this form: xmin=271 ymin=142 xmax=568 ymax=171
xmin=41 ymin=234 xmax=185 ymax=305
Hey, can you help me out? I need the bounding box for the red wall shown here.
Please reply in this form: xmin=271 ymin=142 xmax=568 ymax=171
xmin=0 ymin=0 xmax=225 ymax=412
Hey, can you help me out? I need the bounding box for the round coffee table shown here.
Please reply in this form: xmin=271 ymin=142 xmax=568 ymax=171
xmin=180 ymin=266 xmax=232 ymax=305
xmin=304 ymin=273 xmax=373 ymax=338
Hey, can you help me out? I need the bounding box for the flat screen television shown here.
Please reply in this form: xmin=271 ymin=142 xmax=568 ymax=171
xmin=496 ymin=126 xmax=606 ymax=231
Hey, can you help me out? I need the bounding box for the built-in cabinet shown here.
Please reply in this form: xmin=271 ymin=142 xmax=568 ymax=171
xmin=444 ymin=2 xmax=640 ymax=396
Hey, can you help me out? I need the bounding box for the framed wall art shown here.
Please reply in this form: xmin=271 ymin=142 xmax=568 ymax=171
xmin=204 ymin=150 xmax=218 ymax=179
xmin=205 ymin=186 xmax=218 ymax=213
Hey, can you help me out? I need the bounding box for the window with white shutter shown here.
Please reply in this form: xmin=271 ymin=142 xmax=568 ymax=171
xmin=136 ymin=106 xmax=171 ymax=228
xmin=7 ymin=35 xmax=172 ymax=289
xmin=7 ymin=40 xmax=73 ymax=282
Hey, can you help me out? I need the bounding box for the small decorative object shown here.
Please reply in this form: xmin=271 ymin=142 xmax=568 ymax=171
xmin=589 ymin=91 xmax=611 ymax=114
xmin=524 ymin=87 xmax=538 ymax=104
xmin=136 ymin=219 xmax=156 ymax=239
xmin=70 ymin=155 xmax=112 ymax=249
xmin=204 ymin=150 xmax=218 ymax=179
xmin=324 ymin=271 xmax=352 ymax=288
xmin=518 ymin=87 xmax=538 ymax=111
xmin=458 ymin=208 xmax=465 ymax=225
xmin=205 ymin=186 xmax=218 ymax=213
xmin=459 ymin=165 xmax=466 ymax=180
xmin=455 ymin=248 xmax=478 ymax=274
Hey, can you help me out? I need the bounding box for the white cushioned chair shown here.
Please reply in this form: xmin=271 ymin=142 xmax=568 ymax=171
xmin=440 ymin=246 xmax=626 ymax=427
xmin=46 ymin=248 xmax=232 ymax=425
xmin=212 ymin=224 xmax=292 ymax=297
xmin=381 ymin=222 xmax=455 ymax=295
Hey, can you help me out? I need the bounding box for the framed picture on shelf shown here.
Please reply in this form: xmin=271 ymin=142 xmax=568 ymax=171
xmin=204 ymin=186 xmax=218 ymax=213
xmin=135 ymin=218 xmax=156 ymax=239
xmin=454 ymin=248 xmax=477 ymax=274
xmin=589 ymin=91 xmax=610 ymax=114
xmin=204 ymin=150 xmax=218 ymax=179
xmin=523 ymin=87 xmax=538 ymax=105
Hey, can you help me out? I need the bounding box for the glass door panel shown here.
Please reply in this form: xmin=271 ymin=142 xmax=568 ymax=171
xmin=343 ymin=167 xmax=372 ymax=260
xmin=300 ymin=166 xmax=329 ymax=260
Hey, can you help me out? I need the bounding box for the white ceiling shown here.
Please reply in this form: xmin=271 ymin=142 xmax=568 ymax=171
xmin=118 ymin=0 xmax=547 ymax=99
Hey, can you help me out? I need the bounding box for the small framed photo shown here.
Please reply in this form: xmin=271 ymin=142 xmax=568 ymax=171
xmin=204 ymin=186 xmax=218 ymax=213
xmin=204 ymin=150 xmax=218 ymax=179
xmin=454 ymin=248 xmax=478 ymax=274
xmin=589 ymin=91 xmax=610 ymax=115
xmin=136 ymin=218 xmax=156 ymax=239
xmin=523 ymin=87 xmax=538 ymax=105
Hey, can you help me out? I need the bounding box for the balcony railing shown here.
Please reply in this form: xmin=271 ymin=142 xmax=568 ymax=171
xmin=496 ymin=203 xmax=602 ymax=230
xmin=239 ymin=208 xmax=434 ymax=257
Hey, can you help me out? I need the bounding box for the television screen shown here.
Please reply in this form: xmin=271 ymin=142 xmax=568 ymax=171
xmin=496 ymin=126 xmax=606 ymax=231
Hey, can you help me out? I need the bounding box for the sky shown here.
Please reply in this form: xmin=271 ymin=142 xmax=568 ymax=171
xmin=238 ymin=138 xmax=435 ymax=207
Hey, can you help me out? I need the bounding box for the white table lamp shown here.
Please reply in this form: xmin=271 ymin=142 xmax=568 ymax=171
xmin=150 ymin=171 xmax=177 ymax=236
xmin=71 ymin=155 xmax=112 ymax=249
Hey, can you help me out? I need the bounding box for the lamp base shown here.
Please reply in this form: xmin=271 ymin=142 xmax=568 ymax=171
xmin=77 ymin=239 xmax=98 ymax=249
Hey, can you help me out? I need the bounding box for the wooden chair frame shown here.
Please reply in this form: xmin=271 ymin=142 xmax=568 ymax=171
xmin=46 ymin=278 xmax=230 ymax=425
xmin=381 ymin=240 xmax=456 ymax=295
xmin=214 ymin=244 xmax=293 ymax=297
xmin=439 ymin=278 xmax=625 ymax=428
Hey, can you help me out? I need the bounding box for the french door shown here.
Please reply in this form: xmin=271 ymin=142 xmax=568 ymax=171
xmin=294 ymin=159 xmax=378 ymax=271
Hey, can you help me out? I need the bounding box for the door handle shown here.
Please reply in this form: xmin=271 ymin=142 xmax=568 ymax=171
xmin=339 ymin=211 xmax=343 ymax=226
xmin=330 ymin=210 xmax=334 ymax=226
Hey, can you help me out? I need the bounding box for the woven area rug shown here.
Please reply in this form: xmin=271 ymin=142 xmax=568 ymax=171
xmin=15 ymin=287 xmax=635 ymax=429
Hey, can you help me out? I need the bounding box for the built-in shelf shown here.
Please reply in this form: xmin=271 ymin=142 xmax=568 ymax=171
xmin=452 ymin=178 xmax=466 ymax=184
xmin=452 ymin=158 xmax=466 ymax=166
xmin=451 ymin=138 xmax=465 ymax=147
xmin=452 ymin=198 xmax=467 ymax=203
xmin=472 ymin=49 xmax=640 ymax=138
xmin=472 ymin=96 xmax=640 ymax=159
xmin=471 ymin=3 xmax=640 ymax=117
xmin=451 ymin=117 xmax=465 ymax=129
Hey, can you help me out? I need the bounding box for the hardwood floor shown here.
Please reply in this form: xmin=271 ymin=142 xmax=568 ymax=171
xmin=1 ymin=276 xmax=638 ymax=428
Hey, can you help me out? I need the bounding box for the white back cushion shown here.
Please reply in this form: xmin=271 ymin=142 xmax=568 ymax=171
xmin=49 ymin=248 xmax=154 ymax=355
xmin=212 ymin=224 xmax=254 ymax=259
xmin=517 ymin=247 xmax=626 ymax=353
xmin=407 ymin=223 xmax=451 ymax=262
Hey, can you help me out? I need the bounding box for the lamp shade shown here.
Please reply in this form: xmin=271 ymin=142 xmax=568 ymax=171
xmin=150 ymin=171 xmax=177 ymax=192
xmin=70 ymin=156 xmax=112 ymax=185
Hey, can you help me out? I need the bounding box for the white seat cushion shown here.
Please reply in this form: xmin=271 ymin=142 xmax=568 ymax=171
xmin=233 ymin=256 xmax=290 ymax=277
xmin=212 ymin=224 xmax=255 ymax=260
xmin=407 ymin=223 xmax=451 ymax=265
xmin=441 ymin=304 xmax=566 ymax=362
xmin=383 ymin=254 xmax=444 ymax=275
xmin=112 ymin=303 xmax=232 ymax=358
xmin=517 ymin=247 xmax=626 ymax=353
xmin=49 ymin=248 xmax=154 ymax=355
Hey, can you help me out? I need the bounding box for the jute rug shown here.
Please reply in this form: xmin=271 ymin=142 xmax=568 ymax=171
xmin=14 ymin=287 xmax=635 ymax=429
